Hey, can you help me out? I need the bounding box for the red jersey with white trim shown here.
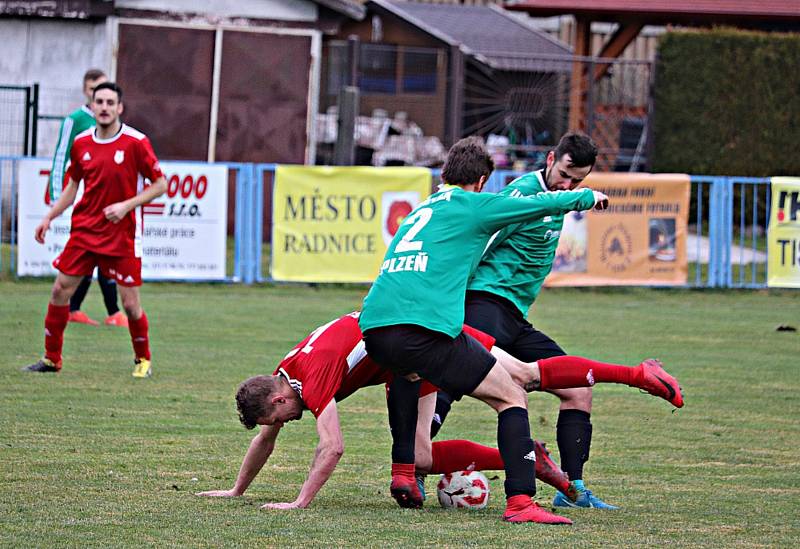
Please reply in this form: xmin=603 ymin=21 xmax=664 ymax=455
xmin=273 ymin=312 xmax=496 ymax=418
xmin=66 ymin=124 xmax=164 ymax=257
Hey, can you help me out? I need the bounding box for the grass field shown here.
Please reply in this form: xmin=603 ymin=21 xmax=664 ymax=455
xmin=2 ymin=280 xmax=799 ymax=547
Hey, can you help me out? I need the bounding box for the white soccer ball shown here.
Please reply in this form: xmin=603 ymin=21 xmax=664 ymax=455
xmin=436 ymin=470 xmax=490 ymax=510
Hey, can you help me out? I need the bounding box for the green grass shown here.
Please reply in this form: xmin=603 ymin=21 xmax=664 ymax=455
xmin=2 ymin=281 xmax=799 ymax=547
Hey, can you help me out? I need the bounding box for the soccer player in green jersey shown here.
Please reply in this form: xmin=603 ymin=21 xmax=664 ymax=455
xmin=359 ymin=136 xmax=610 ymax=524
xmin=48 ymin=69 xmax=127 ymax=328
xmin=431 ymin=133 xmax=638 ymax=509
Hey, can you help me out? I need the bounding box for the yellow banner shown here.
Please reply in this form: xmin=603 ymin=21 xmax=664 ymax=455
xmin=768 ymin=177 xmax=800 ymax=288
xmin=546 ymin=173 xmax=690 ymax=286
xmin=272 ymin=166 xmax=431 ymax=282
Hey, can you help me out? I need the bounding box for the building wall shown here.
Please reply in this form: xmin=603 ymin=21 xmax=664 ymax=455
xmin=0 ymin=19 xmax=111 ymax=156
xmin=328 ymin=12 xmax=450 ymax=141
xmin=115 ymin=0 xmax=317 ymax=21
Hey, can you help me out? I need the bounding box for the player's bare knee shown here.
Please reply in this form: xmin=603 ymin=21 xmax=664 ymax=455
xmin=559 ymin=386 xmax=593 ymax=410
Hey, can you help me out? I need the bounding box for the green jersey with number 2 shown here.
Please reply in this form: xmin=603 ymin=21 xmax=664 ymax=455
xmin=359 ymin=185 xmax=596 ymax=337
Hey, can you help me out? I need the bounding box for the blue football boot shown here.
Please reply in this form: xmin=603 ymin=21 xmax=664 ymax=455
xmin=553 ymin=480 xmax=619 ymax=510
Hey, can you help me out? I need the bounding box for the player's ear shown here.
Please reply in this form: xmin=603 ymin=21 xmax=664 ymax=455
xmin=118 ymin=101 xmax=124 ymax=115
xmin=271 ymin=394 xmax=285 ymax=405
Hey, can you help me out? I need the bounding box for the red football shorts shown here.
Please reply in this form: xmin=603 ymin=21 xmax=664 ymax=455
xmin=53 ymin=243 xmax=142 ymax=287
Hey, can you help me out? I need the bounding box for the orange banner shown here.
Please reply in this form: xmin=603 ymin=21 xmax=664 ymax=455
xmin=546 ymin=173 xmax=690 ymax=286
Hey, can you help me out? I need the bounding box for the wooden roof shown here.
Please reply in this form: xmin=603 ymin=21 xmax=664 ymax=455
xmin=505 ymin=1 xmax=800 ymax=24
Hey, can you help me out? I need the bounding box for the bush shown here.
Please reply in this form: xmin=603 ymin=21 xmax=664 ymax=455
xmin=654 ymin=28 xmax=800 ymax=176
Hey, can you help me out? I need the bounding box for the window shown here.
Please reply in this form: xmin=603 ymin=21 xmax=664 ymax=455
xmin=402 ymin=50 xmax=438 ymax=94
xmin=359 ymin=45 xmax=397 ymax=94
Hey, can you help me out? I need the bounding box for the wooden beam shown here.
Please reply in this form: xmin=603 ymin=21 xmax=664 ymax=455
xmin=568 ymin=17 xmax=591 ymax=132
xmin=593 ymin=22 xmax=644 ymax=81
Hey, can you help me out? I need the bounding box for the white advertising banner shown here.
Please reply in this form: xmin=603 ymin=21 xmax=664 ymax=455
xmin=17 ymin=159 xmax=228 ymax=280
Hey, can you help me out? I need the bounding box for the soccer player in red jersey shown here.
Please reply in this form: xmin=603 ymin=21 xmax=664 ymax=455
xmin=23 ymin=82 xmax=167 ymax=378
xmin=196 ymin=312 xmax=679 ymax=509
xmin=196 ymin=312 xmax=572 ymax=508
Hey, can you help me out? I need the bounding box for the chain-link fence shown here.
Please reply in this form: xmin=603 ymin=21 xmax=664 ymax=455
xmin=0 ymin=85 xmax=37 ymax=157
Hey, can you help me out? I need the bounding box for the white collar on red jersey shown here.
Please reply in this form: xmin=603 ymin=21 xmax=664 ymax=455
xmin=92 ymin=123 xmax=126 ymax=145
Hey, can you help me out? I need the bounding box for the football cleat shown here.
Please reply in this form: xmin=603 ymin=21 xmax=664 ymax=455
xmin=415 ymin=473 xmax=427 ymax=502
xmin=22 ymin=358 xmax=61 ymax=373
xmin=104 ymin=311 xmax=129 ymax=328
xmin=390 ymin=463 xmax=424 ymax=509
xmin=132 ymin=358 xmax=152 ymax=378
xmin=68 ymin=310 xmax=99 ymax=326
xmin=533 ymin=440 xmax=577 ymax=501
xmin=553 ymin=484 xmax=619 ymax=510
xmin=503 ymin=495 xmax=572 ymax=524
xmin=635 ymin=359 xmax=684 ymax=408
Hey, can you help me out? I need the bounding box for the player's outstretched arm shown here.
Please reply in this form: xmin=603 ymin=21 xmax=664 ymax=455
xmin=262 ymin=400 xmax=344 ymax=510
xmin=196 ymin=423 xmax=281 ymax=498
xmin=103 ymin=175 xmax=168 ymax=223
xmin=35 ymin=178 xmax=79 ymax=244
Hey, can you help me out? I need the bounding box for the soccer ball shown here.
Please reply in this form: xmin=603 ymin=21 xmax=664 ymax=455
xmin=436 ymin=470 xmax=490 ymax=510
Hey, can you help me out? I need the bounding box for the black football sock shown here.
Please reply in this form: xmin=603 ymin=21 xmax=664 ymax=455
xmin=556 ymin=409 xmax=592 ymax=482
xmin=98 ymin=274 xmax=120 ymax=315
xmin=497 ymin=407 xmax=536 ymax=499
xmin=69 ymin=276 xmax=92 ymax=312
xmin=429 ymin=390 xmax=454 ymax=439
xmin=386 ymin=376 xmax=421 ymax=464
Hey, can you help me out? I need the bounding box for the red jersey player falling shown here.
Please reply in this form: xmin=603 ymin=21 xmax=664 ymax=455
xmin=196 ymin=312 xmax=576 ymax=509
xmin=24 ymin=82 xmax=167 ymax=378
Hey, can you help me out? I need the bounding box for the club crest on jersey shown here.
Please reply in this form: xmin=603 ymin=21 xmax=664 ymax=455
xmin=114 ymin=150 xmax=125 ymax=164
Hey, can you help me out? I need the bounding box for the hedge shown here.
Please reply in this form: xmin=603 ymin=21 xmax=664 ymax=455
xmin=654 ymin=28 xmax=800 ymax=176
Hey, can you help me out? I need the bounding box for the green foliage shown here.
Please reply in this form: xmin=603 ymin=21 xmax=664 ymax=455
xmin=654 ymin=28 xmax=800 ymax=176
xmin=2 ymin=281 xmax=800 ymax=546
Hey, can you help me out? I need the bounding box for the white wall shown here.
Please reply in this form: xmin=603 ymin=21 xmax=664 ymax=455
xmin=0 ymin=19 xmax=112 ymax=156
xmin=115 ymin=0 xmax=318 ymax=22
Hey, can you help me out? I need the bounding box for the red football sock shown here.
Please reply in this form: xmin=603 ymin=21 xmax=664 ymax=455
xmin=537 ymin=355 xmax=637 ymax=390
xmin=429 ymin=440 xmax=504 ymax=473
xmin=128 ymin=311 xmax=151 ymax=360
xmin=44 ymin=303 xmax=70 ymax=366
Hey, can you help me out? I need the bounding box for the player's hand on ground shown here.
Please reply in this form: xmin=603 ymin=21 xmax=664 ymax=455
xmin=34 ymin=217 xmax=51 ymax=244
xmin=261 ymin=501 xmax=304 ymax=510
xmin=103 ymin=202 xmax=129 ymax=223
xmin=592 ymin=191 xmax=609 ymax=210
xmin=195 ymin=489 xmax=241 ymax=498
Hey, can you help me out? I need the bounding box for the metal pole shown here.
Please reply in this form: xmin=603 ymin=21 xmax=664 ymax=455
xmin=31 ymin=83 xmax=39 ymax=156
xmin=23 ymin=86 xmax=31 ymax=156
xmin=334 ymin=86 xmax=359 ymax=166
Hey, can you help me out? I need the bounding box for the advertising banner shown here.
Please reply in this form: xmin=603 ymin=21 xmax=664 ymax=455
xmin=767 ymin=177 xmax=800 ymax=288
xmin=272 ymin=166 xmax=431 ymax=282
xmin=546 ymin=173 xmax=690 ymax=286
xmin=17 ymin=159 xmax=228 ymax=280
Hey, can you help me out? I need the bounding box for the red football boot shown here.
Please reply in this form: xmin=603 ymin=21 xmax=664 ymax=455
xmin=634 ymin=359 xmax=684 ymax=408
xmin=390 ymin=463 xmax=424 ymax=509
xmin=534 ymin=440 xmax=577 ymax=501
xmin=104 ymin=311 xmax=129 ymax=328
xmin=68 ymin=311 xmax=99 ymax=326
xmin=503 ymin=495 xmax=572 ymax=524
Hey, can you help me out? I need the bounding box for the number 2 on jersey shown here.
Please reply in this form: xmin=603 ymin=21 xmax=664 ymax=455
xmin=394 ymin=207 xmax=432 ymax=253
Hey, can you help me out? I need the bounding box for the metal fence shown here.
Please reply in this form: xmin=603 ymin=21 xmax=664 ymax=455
xmin=0 ymin=85 xmax=38 ymax=157
xmin=0 ymin=157 xmax=775 ymax=288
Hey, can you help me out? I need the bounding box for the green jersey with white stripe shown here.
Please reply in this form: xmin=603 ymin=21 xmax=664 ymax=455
xmin=49 ymin=105 xmax=95 ymax=200
xmin=359 ymin=184 xmax=596 ymax=337
xmin=468 ymin=170 xmax=572 ymax=316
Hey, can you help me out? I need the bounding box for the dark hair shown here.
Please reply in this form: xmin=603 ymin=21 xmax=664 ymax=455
xmin=92 ymin=81 xmax=123 ymax=101
xmin=441 ymin=136 xmax=495 ymax=187
xmin=83 ymin=69 xmax=106 ymax=84
xmin=235 ymin=375 xmax=280 ymax=429
xmin=554 ymin=132 xmax=598 ymax=168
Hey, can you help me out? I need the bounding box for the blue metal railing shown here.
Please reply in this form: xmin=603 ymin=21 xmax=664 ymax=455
xmin=0 ymin=156 xmax=784 ymax=288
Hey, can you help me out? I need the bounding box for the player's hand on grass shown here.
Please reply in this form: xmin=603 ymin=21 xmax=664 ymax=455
xmin=103 ymin=202 xmax=129 ymax=223
xmin=34 ymin=217 xmax=51 ymax=244
xmin=592 ymin=191 xmax=609 ymax=211
xmin=195 ymin=489 xmax=242 ymax=498
xmin=261 ymin=501 xmax=305 ymax=510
